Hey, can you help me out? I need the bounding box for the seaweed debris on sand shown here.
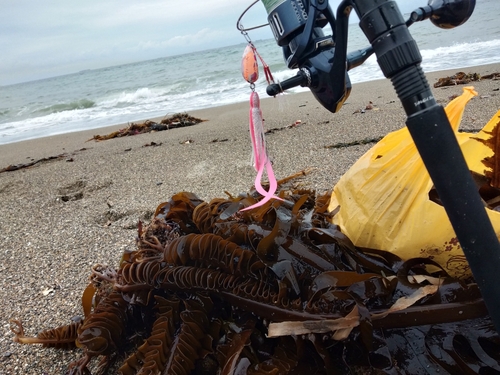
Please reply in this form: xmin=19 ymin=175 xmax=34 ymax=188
xmin=0 ymin=148 xmax=89 ymax=173
xmin=88 ymin=113 xmax=206 ymax=141
xmin=434 ymin=71 xmax=500 ymax=88
xmin=9 ymin=172 xmax=500 ymax=374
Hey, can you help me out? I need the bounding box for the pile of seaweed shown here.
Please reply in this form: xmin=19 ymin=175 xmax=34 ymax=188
xmin=88 ymin=113 xmax=205 ymax=141
xmin=434 ymin=71 xmax=500 ymax=88
xmin=9 ymin=172 xmax=500 ymax=374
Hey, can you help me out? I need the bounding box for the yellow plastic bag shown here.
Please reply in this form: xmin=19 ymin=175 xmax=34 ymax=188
xmin=329 ymin=87 xmax=500 ymax=278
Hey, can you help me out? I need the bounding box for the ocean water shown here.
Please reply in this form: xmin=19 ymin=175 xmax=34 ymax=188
xmin=1 ymin=0 xmax=499 ymax=145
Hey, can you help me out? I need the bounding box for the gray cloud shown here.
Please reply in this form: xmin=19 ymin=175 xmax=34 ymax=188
xmin=0 ymin=0 xmax=424 ymax=85
xmin=0 ymin=0 xmax=270 ymax=85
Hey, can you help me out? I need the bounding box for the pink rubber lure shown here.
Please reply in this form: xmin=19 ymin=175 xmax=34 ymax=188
xmin=241 ymin=91 xmax=282 ymax=211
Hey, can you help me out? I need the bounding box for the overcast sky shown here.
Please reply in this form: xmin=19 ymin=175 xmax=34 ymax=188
xmin=0 ymin=0 xmax=423 ymax=86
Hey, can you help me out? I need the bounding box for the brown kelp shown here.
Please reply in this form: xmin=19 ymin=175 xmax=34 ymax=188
xmin=433 ymin=71 xmax=500 ymax=88
xmin=0 ymin=148 xmax=88 ymax=173
xmin=88 ymin=113 xmax=205 ymax=141
xmin=10 ymin=176 xmax=500 ymax=374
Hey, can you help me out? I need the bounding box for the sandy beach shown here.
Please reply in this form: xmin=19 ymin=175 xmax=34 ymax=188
xmin=1 ymin=63 xmax=500 ymax=373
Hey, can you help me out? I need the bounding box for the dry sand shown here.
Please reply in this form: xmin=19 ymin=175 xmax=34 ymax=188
xmin=1 ymin=63 xmax=499 ymax=374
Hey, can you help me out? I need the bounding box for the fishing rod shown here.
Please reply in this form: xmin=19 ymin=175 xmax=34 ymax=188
xmin=247 ymin=0 xmax=500 ymax=334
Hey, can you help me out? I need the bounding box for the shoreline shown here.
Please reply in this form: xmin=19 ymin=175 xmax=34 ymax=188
xmin=1 ymin=63 xmax=500 ymax=373
xmin=2 ymin=62 xmax=500 ymax=166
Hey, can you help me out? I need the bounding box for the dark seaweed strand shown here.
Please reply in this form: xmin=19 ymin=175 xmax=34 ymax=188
xmin=70 ymin=289 xmax=131 ymax=375
xmin=162 ymin=296 xmax=214 ymax=375
xmin=10 ymin=318 xmax=82 ymax=349
xmin=119 ymin=295 xmax=179 ymax=374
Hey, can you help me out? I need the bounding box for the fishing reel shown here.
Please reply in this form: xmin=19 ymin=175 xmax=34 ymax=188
xmin=262 ymin=0 xmax=476 ymax=113
xmin=263 ymin=0 xmax=352 ymax=113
